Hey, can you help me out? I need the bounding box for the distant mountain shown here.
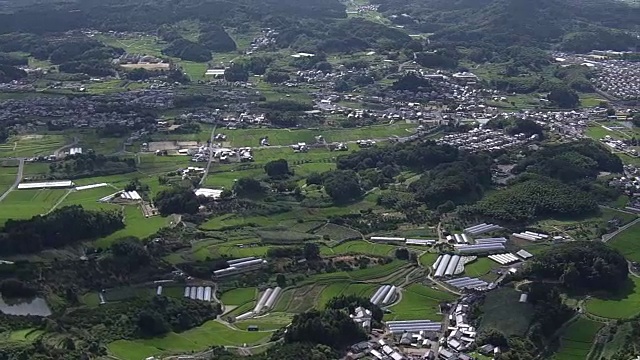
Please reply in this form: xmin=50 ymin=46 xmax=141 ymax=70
xmin=377 ymin=0 xmax=640 ymax=51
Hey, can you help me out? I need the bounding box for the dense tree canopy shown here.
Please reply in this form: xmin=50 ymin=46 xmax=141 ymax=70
xmin=409 ymin=156 xmax=492 ymax=208
xmin=513 ymin=140 xmax=623 ymax=182
xmin=264 ymin=159 xmax=291 ymax=178
xmin=0 ymin=205 xmax=124 ymax=255
xmin=198 ymin=25 xmax=237 ymax=52
xmin=285 ymin=309 xmax=367 ymax=349
xmin=547 ymin=85 xmax=580 ymax=108
xmin=322 ymin=170 xmax=363 ymax=203
xmin=48 ymin=153 xmax=137 ymax=179
xmin=526 ymin=241 xmax=628 ymax=291
xmin=155 ymin=187 xmax=200 ymax=216
xmin=162 ymin=38 xmax=211 ymax=62
xmin=325 ymin=295 xmax=383 ymax=322
xmin=464 ymin=176 xmax=599 ymax=223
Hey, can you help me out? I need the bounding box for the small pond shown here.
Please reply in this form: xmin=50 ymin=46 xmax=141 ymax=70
xmin=0 ymin=294 xmax=52 ymax=316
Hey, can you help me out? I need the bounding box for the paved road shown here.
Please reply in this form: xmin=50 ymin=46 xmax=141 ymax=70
xmin=198 ymin=125 xmax=217 ymax=187
xmin=602 ymin=217 xmax=640 ymax=242
xmin=0 ymin=158 xmax=24 ymax=203
xmin=53 ymin=136 xmax=79 ymax=158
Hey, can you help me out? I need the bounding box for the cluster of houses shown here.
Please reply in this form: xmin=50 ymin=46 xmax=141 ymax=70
xmin=609 ymin=165 xmax=640 ymax=198
xmin=246 ymin=28 xmax=278 ymax=54
xmin=0 ymin=90 xmax=173 ymax=130
xmin=591 ymin=59 xmax=640 ymax=100
xmin=435 ymin=129 xmax=529 ymax=153
xmin=212 ymin=146 xmax=254 ymax=162
xmin=553 ymin=51 xmax=640 ymax=100
xmin=115 ymin=53 xmax=170 ymax=70
xmin=599 ymin=134 xmax=638 ymax=157
xmin=440 ymin=301 xmax=480 ymax=359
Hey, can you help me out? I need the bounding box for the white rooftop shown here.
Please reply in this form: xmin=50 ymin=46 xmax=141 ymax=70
xmin=18 ymin=180 xmax=74 ymax=189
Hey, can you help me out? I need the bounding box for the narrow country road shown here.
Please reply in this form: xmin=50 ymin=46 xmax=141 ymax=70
xmin=602 ymin=217 xmax=640 ymax=242
xmin=53 ymin=136 xmax=79 ymax=158
xmin=0 ymin=158 xmax=24 ymax=203
xmin=199 ymin=125 xmax=217 ymax=186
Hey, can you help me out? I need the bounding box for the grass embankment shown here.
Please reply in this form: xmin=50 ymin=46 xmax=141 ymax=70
xmin=586 ymin=277 xmax=640 ymax=319
xmin=108 ymin=321 xmax=272 ymax=360
xmin=608 ymin=221 xmax=640 ymax=263
xmin=385 ymin=284 xmax=455 ymax=321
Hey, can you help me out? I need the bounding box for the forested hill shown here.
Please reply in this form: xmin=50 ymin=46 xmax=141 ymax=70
xmin=376 ymin=0 xmax=640 ymax=51
xmin=0 ymin=0 xmax=346 ymax=33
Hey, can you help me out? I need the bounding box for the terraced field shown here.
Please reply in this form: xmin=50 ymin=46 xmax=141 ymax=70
xmin=0 ymin=134 xmax=67 ymax=158
xmin=553 ymin=317 xmax=603 ymax=360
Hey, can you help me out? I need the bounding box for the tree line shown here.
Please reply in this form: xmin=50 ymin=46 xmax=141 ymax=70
xmin=0 ymin=205 xmax=124 ymax=255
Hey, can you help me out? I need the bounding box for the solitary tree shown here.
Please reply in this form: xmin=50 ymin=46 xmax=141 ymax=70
xmin=264 ymin=159 xmax=291 ymax=178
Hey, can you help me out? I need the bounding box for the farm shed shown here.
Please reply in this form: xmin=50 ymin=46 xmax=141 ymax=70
xmin=17 ymin=180 xmax=74 ymax=189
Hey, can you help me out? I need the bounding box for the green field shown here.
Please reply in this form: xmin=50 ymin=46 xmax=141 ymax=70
xmin=21 ymin=162 xmax=50 ymax=178
xmin=6 ymin=328 xmax=44 ymax=342
xmin=608 ymin=221 xmax=640 ymax=262
xmin=221 ymin=124 xmax=416 ymax=147
xmin=195 ymin=241 xmax=270 ymax=260
xmin=464 ymin=258 xmax=499 ymax=278
xmin=59 ymin=187 xmax=118 ymax=211
xmin=108 ymin=320 xmax=273 ymax=360
xmin=309 ymin=260 xmax=408 ymax=283
xmin=385 ymin=284 xmax=455 ymax=321
xmin=93 ymin=206 xmax=173 ymax=248
xmin=221 ymin=287 xmax=257 ymax=306
xmin=586 ymin=277 xmax=640 ymax=319
xmin=419 ymin=252 xmax=439 ymax=268
xmin=553 ymin=317 xmax=603 ymax=360
xmin=235 ymin=313 xmax=294 ymax=331
xmin=316 ymin=282 xmax=377 ymax=308
xmin=579 ymin=93 xmax=606 ymax=108
xmin=0 ymin=189 xmax=69 ymax=223
xmin=0 ymin=134 xmax=68 ymax=158
xmin=313 ymin=223 xmax=361 ymax=242
xmin=273 ymin=285 xmax=324 ymax=313
xmin=479 ymin=287 xmax=535 ymax=336
xmin=200 ymin=199 xmax=376 ymax=231
xmin=321 ymin=240 xmax=397 ymax=257
xmin=0 ymin=166 xmax=17 ymax=196
xmin=585 ymin=125 xmax=624 ymax=141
